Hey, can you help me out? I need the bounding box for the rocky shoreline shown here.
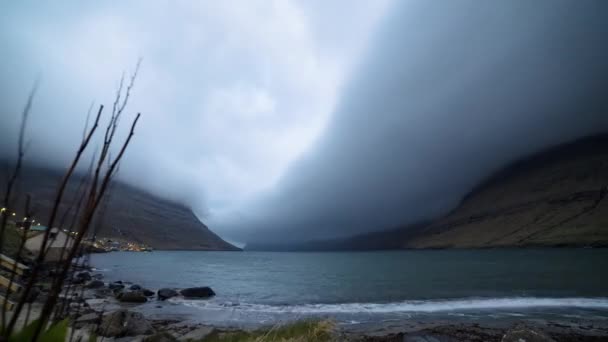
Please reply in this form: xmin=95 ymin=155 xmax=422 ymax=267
xmin=32 ymin=269 xmax=607 ymax=341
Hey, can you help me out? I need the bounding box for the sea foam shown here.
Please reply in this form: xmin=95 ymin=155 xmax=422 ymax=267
xmin=178 ymin=297 xmax=608 ymax=314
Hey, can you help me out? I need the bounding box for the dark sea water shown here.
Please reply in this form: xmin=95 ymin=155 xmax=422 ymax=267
xmin=90 ymin=249 xmax=608 ymax=328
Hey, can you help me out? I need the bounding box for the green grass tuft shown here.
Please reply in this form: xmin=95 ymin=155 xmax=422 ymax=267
xmin=200 ymin=320 xmax=336 ymax=342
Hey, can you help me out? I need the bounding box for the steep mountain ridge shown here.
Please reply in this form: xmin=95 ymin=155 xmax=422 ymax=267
xmin=0 ymin=165 xmax=240 ymax=250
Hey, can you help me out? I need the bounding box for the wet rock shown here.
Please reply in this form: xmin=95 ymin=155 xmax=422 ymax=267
xmin=76 ymin=271 xmax=92 ymax=281
xmin=118 ymin=290 xmax=148 ymax=303
xmin=74 ymin=312 xmax=101 ymax=328
xmin=109 ymin=282 xmax=125 ymax=291
xmin=71 ymin=276 xmax=85 ymax=285
xmin=130 ymin=284 xmax=142 ymax=290
xmin=179 ymin=287 xmax=215 ymax=299
xmin=85 ymin=280 xmax=105 ymax=289
xmin=179 ymin=326 xmax=215 ymax=341
xmin=158 ymin=288 xmax=179 ymax=300
xmin=98 ymin=309 xmax=154 ymax=337
xmin=143 ymin=288 xmax=155 ymax=297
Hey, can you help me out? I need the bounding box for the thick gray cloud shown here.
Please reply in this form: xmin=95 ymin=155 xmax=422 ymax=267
xmin=215 ymin=0 xmax=608 ymax=243
xmin=0 ymin=1 xmax=388 ymax=213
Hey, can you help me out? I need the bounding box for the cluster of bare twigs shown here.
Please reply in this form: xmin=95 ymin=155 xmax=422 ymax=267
xmin=0 ymin=61 xmax=142 ymax=341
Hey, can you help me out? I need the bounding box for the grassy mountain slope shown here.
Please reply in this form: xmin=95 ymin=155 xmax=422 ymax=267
xmin=403 ymin=134 xmax=608 ymax=248
xmin=0 ymin=165 xmax=240 ymax=251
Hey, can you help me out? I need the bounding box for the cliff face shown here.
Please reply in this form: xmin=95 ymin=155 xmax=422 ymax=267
xmin=403 ymin=134 xmax=608 ymax=248
xmin=0 ymin=166 xmax=240 ymax=251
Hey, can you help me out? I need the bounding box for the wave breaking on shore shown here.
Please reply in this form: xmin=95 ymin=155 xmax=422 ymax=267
xmin=177 ymin=297 xmax=608 ymax=314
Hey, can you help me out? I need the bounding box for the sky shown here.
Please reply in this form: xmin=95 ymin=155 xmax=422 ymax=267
xmin=1 ymin=0 xmax=608 ymax=245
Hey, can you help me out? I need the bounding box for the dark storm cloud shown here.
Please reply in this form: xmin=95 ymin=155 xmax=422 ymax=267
xmin=216 ymin=0 xmax=608 ymax=243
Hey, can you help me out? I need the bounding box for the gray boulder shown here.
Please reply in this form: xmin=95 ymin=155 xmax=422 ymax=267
xmin=158 ymin=288 xmax=179 ymax=300
xmin=118 ymin=291 xmax=148 ymax=303
xmin=74 ymin=312 xmax=101 ymax=328
xmin=71 ymin=276 xmax=85 ymax=285
xmin=130 ymin=284 xmax=142 ymax=290
xmin=76 ymin=271 xmax=92 ymax=281
xmin=143 ymin=289 xmax=155 ymax=297
xmin=85 ymin=280 xmax=105 ymax=289
xmin=180 ymin=287 xmax=215 ymax=299
xmin=98 ymin=309 xmax=154 ymax=337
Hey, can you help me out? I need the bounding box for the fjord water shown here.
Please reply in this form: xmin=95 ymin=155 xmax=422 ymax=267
xmin=91 ymin=249 xmax=608 ymax=327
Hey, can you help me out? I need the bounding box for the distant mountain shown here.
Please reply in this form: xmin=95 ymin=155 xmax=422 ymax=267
xmin=248 ymin=134 xmax=608 ymax=251
xmin=0 ymin=165 xmax=240 ymax=251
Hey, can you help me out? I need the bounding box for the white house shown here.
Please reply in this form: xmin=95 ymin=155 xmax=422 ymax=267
xmin=24 ymin=227 xmax=75 ymax=262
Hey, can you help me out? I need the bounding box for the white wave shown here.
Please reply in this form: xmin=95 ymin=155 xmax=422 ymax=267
xmin=178 ymin=297 xmax=608 ymax=314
